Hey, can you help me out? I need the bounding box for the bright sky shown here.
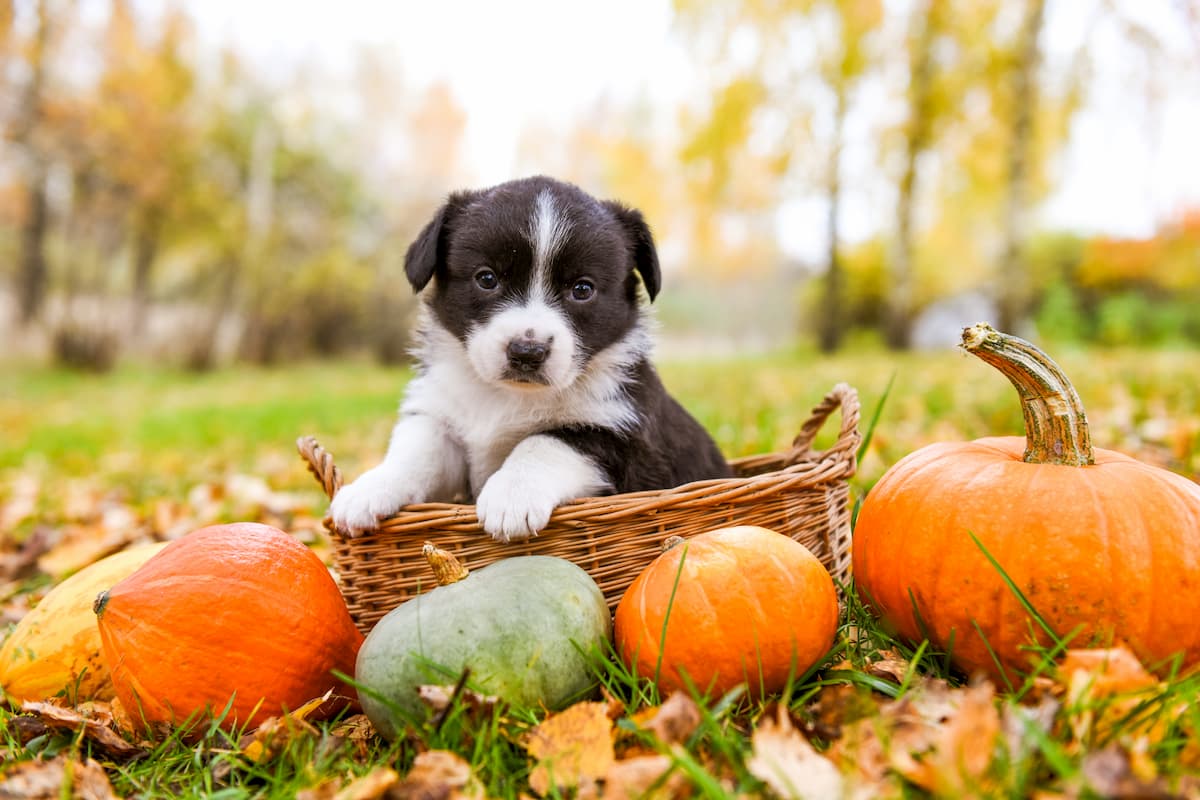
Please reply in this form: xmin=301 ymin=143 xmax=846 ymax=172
xmin=184 ymin=0 xmax=1200 ymax=260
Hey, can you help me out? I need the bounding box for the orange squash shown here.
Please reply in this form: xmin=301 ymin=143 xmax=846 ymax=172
xmin=94 ymin=522 xmax=363 ymax=731
xmin=853 ymin=324 xmax=1200 ymax=682
xmin=614 ymin=526 xmax=838 ymax=697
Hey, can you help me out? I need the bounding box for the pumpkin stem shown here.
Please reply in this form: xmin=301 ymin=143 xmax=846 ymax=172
xmin=93 ymin=589 xmax=110 ymax=616
xmin=960 ymin=323 xmax=1095 ymax=466
xmin=422 ymin=542 xmax=470 ymax=586
xmin=662 ymin=535 xmax=686 ymax=552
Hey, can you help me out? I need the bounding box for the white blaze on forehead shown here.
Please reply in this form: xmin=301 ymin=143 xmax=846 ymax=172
xmin=527 ymin=189 xmax=571 ymax=297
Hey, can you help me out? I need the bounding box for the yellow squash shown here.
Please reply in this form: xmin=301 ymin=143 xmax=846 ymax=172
xmin=1 ymin=542 xmax=168 ymax=704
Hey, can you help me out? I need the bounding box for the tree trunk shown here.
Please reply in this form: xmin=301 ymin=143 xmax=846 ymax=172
xmin=13 ymin=0 xmax=51 ymax=326
xmin=818 ymin=80 xmax=847 ymax=354
xmin=17 ymin=167 xmax=49 ymax=325
xmin=996 ymin=0 xmax=1046 ymax=333
xmin=129 ymin=211 xmax=162 ymax=336
xmin=887 ymin=0 xmax=941 ymax=350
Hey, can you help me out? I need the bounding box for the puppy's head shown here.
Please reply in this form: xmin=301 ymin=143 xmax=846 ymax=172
xmin=406 ymin=176 xmax=660 ymax=390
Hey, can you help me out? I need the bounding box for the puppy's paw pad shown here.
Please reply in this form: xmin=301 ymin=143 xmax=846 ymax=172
xmin=475 ymin=475 xmax=555 ymax=542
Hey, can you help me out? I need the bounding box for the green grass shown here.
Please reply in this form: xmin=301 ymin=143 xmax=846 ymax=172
xmin=2 ymin=344 xmax=1200 ymax=797
xmin=4 ymin=345 xmax=1196 ymax=516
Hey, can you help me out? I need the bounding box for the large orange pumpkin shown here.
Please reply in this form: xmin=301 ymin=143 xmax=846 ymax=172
xmin=94 ymin=522 xmax=363 ymax=731
xmin=853 ymin=323 xmax=1200 ymax=682
xmin=614 ymin=526 xmax=838 ymax=697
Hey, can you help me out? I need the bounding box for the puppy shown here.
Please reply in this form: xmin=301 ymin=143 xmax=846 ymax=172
xmin=329 ymin=176 xmax=731 ymax=541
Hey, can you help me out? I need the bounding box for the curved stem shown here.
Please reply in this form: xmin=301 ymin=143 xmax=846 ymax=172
xmin=960 ymin=323 xmax=1094 ymax=466
xmin=422 ymin=542 xmax=470 ymax=586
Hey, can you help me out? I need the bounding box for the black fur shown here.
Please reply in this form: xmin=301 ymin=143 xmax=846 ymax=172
xmin=544 ymin=361 xmax=730 ymax=492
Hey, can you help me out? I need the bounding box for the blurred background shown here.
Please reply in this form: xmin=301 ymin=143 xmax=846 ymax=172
xmin=1 ymin=0 xmax=1198 ymax=370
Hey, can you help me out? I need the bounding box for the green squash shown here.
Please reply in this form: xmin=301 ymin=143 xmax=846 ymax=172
xmin=355 ymin=544 xmax=611 ymax=739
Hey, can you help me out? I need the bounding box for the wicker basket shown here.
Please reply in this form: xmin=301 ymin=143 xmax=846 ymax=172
xmin=299 ymin=382 xmax=860 ymax=634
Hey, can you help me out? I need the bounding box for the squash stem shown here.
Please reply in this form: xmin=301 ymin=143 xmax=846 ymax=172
xmin=422 ymin=542 xmax=470 ymax=585
xmin=960 ymin=323 xmax=1095 ymax=466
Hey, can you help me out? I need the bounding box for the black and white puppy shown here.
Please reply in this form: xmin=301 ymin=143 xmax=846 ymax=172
xmin=329 ymin=176 xmax=731 ymax=541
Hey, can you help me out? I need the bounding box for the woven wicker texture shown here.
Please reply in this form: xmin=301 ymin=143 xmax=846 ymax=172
xmin=299 ymin=382 xmax=860 ymax=634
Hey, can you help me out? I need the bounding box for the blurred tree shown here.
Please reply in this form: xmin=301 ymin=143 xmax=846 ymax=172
xmin=4 ymin=0 xmax=54 ymax=326
xmin=674 ymin=0 xmax=883 ymax=352
xmin=995 ymin=0 xmax=1046 ymax=332
xmin=886 ymin=0 xmax=949 ymax=350
xmin=89 ymin=0 xmax=196 ymax=336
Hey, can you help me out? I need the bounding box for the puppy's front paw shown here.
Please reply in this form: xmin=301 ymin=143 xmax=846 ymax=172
xmin=328 ymin=467 xmax=415 ymax=537
xmin=475 ymin=470 xmax=557 ymax=543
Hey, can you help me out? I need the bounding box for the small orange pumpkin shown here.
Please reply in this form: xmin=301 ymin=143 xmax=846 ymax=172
xmin=853 ymin=324 xmax=1200 ymax=682
xmin=614 ymin=526 xmax=838 ymax=697
xmin=95 ymin=522 xmax=363 ymax=731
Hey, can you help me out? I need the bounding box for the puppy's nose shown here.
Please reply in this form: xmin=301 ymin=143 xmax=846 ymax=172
xmin=506 ymin=337 xmax=550 ymax=371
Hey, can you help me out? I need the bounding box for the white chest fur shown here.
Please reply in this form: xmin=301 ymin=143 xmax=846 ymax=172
xmin=402 ymin=324 xmax=644 ymax=494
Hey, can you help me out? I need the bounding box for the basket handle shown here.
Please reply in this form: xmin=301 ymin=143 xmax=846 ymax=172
xmin=784 ymin=382 xmax=861 ymax=469
xmin=297 ymin=435 xmax=343 ymax=500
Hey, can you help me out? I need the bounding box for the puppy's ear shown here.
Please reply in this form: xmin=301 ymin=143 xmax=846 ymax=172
xmin=404 ymin=191 xmax=475 ymax=292
xmin=605 ymin=201 xmax=661 ymax=302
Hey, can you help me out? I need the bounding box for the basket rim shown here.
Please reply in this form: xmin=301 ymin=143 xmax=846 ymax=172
xmin=299 ymin=382 xmax=860 ymax=537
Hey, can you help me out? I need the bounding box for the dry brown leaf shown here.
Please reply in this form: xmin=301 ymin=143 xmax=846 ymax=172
xmin=865 ymin=652 xmax=911 ymax=685
xmin=417 ymin=684 xmax=501 ymax=715
xmin=331 ymin=714 xmax=377 ymax=741
xmin=326 ymin=766 xmax=399 ymax=800
xmin=1059 ymin=647 xmax=1180 ymax=746
xmin=391 ymin=750 xmax=483 ymax=799
xmin=0 ymin=526 xmax=54 ymax=582
xmin=746 ymin=704 xmax=843 ymax=800
xmin=35 ymin=529 xmax=135 ymax=578
xmin=806 ymin=682 xmax=884 ymax=743
xmin=20 ymin=701 xmax=145 ymax=761
xmin=0 ymin=755 xmax=119 ymax=800
xmin=603 ymin=754 xmax=689 ymax=800
xmin=1059 ymin=647 xmax=1157 ymax=696
xmin=238 ymin=690 xmax=353 ymax=762
xmin=888 ymin=682 xmax=1000 ymax=797
xmin=1079 ymin=745 xmax=1173 ymax=799
xmin=524 ymin=701 xmax=616 ymax=796
xmin=639 ymin=692 xmax=702 ymax=746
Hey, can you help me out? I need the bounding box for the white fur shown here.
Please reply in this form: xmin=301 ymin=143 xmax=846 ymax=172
xmin=475 ymin=435 xmax=610 ymax=541
xmin=328 ymin=305 xmax=651 ymax=540
xmin=327 ymin=413 xmax=467 ymax=535
xmin=466 ymin=300 xmax=577 ymax=388
xmin=528 ymin=190 xmax=570 ymax=296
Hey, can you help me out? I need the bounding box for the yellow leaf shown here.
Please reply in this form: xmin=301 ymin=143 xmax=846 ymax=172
xmin=524 ymin=701 xmax=616 ymax=796
xmin=746 ymin=704 xmax=843 ymax=800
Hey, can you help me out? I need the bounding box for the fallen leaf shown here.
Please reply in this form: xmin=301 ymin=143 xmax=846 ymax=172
xmin=391 ymin=750 xmax=483 ymax=799
xmin=639 ymin=692 xmax=701 ymax=746
xmin=0 ymin=526 xmax=54 ymax=582
xmin=524 ymin=701 xmax=616 ymax=796
xmin=1059 ymin=647 xmax=1157 ymax=696
xmin=238 ymin=691 xmax=338 ymax=762
xmin=331 ymin=714 xmax=377 ymax=741
xmin=746 ymin=704 xmax=843 ymax=800
xmin=889 ymin=682 xmax=1000 ymax=797
xmin=603 ymin=754 xmax=689 ymax=800
xmin=1059 ymin=647 xmax=1180 ymax=745
xmin=865 ymin=652 xmax=911 ymax=685
xmin=331 ymin=766 xmax=399 ymax=800
xmin=0 ymin=755 xmax=119 ymax=800
xmin=1080 ymin=744 xmax=1173 ymax=799
xmin=20 ymin=701 xmax=145 ymax=760
xmin=417 ymin=684 xmax=501 ymax=715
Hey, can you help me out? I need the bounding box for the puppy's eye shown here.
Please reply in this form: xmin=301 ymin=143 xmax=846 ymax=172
xmin=474 ymin=269 xmax=499 ymax=291
xmin=570 ymin=279 xmax=595 ymax=301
